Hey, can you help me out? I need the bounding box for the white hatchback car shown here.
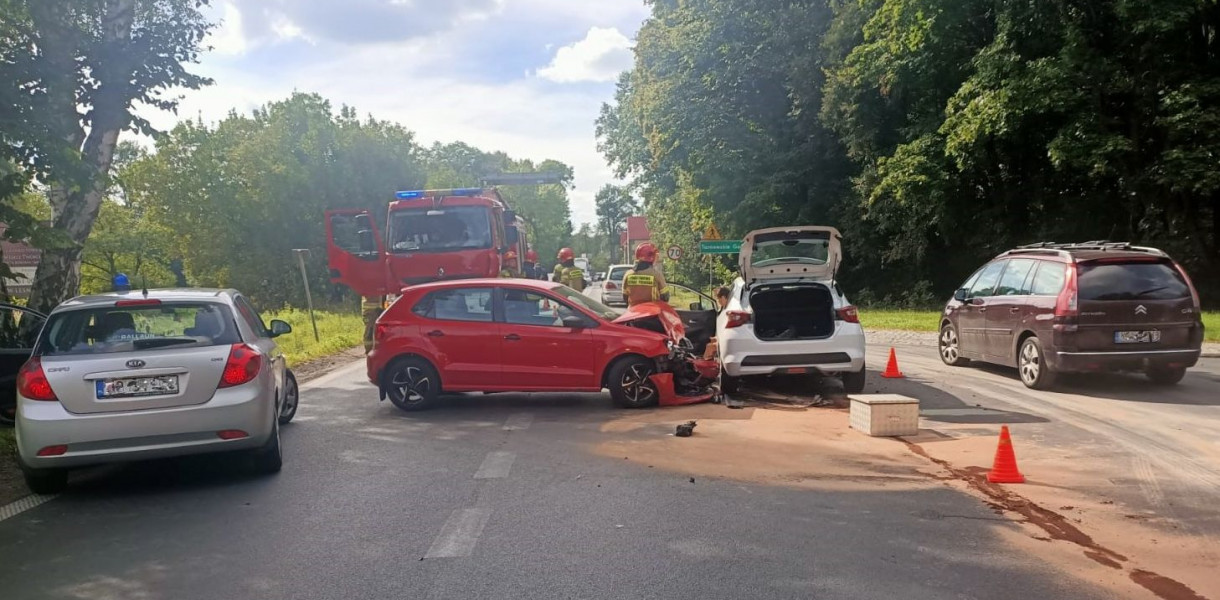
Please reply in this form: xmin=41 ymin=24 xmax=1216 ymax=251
xmin=600 ymin=264 xmax=632 ymax=306
xmin=16 ymin=289 xmax=297 ymax=494
xmin=716 ymin=226 xmax=866 ymax=393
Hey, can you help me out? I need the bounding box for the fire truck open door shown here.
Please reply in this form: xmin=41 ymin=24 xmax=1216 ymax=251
xmin=325 ymin=209 xmax=389 ymax=297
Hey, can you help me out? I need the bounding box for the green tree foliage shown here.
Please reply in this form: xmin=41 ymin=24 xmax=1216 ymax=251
xmin=594 ymin=184 xmax=638 ymax=262
xmin=1 ymin=0 xmax=213 ymax=312
xmin=598 ymin=0 xmax=1220 ymax=303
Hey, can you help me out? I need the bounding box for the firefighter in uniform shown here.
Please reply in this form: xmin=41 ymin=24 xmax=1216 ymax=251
xmin=523 ymin=248 xmax=541 ymax=280
xmin=361 ymin=296 xmax=384 ymax=354
xmin=552 ymin=247 xmax=585 ymax=291
xmin=500 ymin=250 xmax=520 ymax=278
xmin=623 ymin=242 xmax=667 ymax=306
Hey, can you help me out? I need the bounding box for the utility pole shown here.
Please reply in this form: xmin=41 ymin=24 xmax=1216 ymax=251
xmin=292 ymin=249 xmax=320 ymax=342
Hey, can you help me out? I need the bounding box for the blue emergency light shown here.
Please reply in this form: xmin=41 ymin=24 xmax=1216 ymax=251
xmin=394 ymin=188 xmax=483 ymax=200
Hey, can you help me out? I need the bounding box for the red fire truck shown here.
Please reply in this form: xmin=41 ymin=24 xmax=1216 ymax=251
xmin=325 ymin=188 xmax=528 ymax=297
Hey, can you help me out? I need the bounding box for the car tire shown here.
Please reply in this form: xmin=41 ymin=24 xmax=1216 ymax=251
xmin=841 ymin=365 xmax=866 ymax=394
xmin=939 ymin=324 xmax=971 ymax=367
xmin=609 ymin=356 xmax=659 ymax=409
xmin=384 ymin=357 xmax=441 ymax=412
xmin=1018 ymin=337 xmax=1057 ymax=390
xmin=20 ymin=462 xmax=68 ymax=495
xmin=278 ymin=370 xmax=299 ymax=425
xmin=1146 ymin=365 xmax=1187 ymax=386
xmin=720 ymin=369 xmax=740 ymax=394
xmin=251 ymin=420 xmax=283 ymax=474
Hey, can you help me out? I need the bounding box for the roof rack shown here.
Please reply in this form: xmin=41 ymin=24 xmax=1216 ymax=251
xmin=1006 ymin=241 xmax=1167 ymax=258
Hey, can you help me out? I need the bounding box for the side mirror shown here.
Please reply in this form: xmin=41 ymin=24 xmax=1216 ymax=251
xmin=561 ymin=315 xmax=586 ymax=329
xmin=689 ymin=302 xmax=701 ymax=311
xmin=269 ymin=320 xmax=292 ymax=337
xmin=953 ymin=288 xmax=969 ymax=302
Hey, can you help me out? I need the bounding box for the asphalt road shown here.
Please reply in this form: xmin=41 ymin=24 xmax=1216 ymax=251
xmin=1 ymin=361 xmax=1112 ymax=600
xmin=0 ymin=285 xmax=1214 ymax=599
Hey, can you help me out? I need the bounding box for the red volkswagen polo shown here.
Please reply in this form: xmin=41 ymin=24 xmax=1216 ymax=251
xmin=367 ymin=279 xmax=720 ymax=411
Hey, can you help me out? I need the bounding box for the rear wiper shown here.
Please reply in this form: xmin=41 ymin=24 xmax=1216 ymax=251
xmin=1133 ymin=286 xmax=1169 ymax=298
xmin=133 ymin=337 xmax=200 ymax=349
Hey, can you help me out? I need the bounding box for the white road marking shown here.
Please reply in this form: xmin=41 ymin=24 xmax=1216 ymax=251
xmin=920 ymin=408 xmax=1004 ymax=417
xmin=473 ymin=451 xmax=516 ymax=479
xmin=425 ymin=508 xmax=492 ymax=558
xmin=502 ymin=413 xmax=533 ymax=431
xmin=0 ymin=493 xmax=57 ymax=524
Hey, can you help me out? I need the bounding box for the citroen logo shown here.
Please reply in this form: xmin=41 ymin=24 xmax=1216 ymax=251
xmin=126 ymin=359 xmax=146 ymax=368
xmin=1134 ymin=305 xmax=1148 ymax=315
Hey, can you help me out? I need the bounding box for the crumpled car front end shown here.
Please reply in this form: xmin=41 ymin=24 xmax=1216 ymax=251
xmin=614 ymin=303 xmax=720 ymax=406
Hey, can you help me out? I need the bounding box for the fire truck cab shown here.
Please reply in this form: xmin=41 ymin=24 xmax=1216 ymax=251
xmin=326 ymin=188 xmax=527 ymax=297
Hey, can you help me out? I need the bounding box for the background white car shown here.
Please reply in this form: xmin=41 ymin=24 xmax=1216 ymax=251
xmin=716 ymin=226 xmax=866 ymax=393
xmin=600 ymin=264 xmax=632 ymax=306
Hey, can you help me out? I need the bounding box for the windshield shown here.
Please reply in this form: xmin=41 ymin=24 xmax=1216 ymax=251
xmin=37 ymin=302 xmax=240 ymax=356
xmin=751 ymin=238 xmax=830 ymax=267
xmin=1078 ymin=261 xmax=1190 ymax=301
xmin=387 ymin=205 xmax=492 ymax=253
xmin=608 ymin=266 xmax=630 ymax=282
xmin=550 ymin=285 xmax=620 ymax=321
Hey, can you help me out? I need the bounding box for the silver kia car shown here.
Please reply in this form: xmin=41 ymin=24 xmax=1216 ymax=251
xmin=15 ymin=289 xmax=299 ymax=494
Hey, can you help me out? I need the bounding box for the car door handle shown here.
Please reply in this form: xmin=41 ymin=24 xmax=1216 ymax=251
xmin=504 ymin=333 xmax=521 ymax=341
xmin=427 ymin=330 xmax=444 ymax=337
xmin=979 ymin=307 xmax=987 ymax=313
xmin=1009 ymin=307 xmax=1021 ymax=314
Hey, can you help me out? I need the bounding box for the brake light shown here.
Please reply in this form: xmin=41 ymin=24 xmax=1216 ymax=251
xmin=37 ymin=445 xmax=68 ymax=457
xmin=725 ymin=310 xmax=752 ymax=328
xmin=1174 ymin=262 xmax=1201 ymax=310
xmin=605 ymin=281 xmax=617 ymax=290
xmin=219 ymin=343 xmax=262 ymax=388
xmin=216 ymin=430 xmax=249 ymax=440
xmin=374 ymin=323 xmax=389 ymax=344
xmin=115 ymin=299 xmax=162 ymax=307
xmin=836 ymin=305 xmax=860 ymax=324
xmin=1055 ymin=264 xmax=1078 ymax=318
xmin=17 ymin=358 xmax=57 ymax=402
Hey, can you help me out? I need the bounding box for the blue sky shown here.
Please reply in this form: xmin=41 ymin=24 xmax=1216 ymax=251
xmin=144 ymin=0 xmax=650 ymax=225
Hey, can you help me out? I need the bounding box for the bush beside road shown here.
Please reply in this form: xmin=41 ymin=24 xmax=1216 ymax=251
xmin=263 ymin=309 xmax=365 ymax=365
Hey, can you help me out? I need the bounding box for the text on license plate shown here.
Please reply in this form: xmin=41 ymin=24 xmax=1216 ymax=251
xmin=96 ymin=375 xmax=179 ymax=399
xmin=1115 ymin=330 xmax=1161 ymax=344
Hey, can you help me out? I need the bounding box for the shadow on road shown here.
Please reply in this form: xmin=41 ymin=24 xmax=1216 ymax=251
xmin=941 ymin=360 xmax=1220 ymax=407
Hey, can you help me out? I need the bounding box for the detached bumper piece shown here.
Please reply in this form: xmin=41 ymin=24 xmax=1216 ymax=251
xmin=650 ymin=358 xmax=721 ymax=407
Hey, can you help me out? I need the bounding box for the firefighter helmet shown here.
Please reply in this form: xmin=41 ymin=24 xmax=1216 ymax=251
xmin=635 ymin=242 xmax=659 ymax=262
xmin=557 ymin=247 xmax=575 ymax=262
xmin=525 ymin=249 xmax=539 ymax=263
xmin=505 ymin=249 xmax=518 ymax=262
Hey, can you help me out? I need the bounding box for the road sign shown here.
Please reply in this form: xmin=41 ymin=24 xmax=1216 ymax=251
xmin=699 ymin=240 xmax=742 ymax=254
xmin=666 ymin=245 xmax=683 ymax=260
xmin=702 ymin=224 xmax=723 ymax=241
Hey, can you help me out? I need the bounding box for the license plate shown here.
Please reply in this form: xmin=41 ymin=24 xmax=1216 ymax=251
xmin=1115 ymin=330 xmax=1161 ymax=344
xmin=96 ymin=375 xmax=179 ymax=399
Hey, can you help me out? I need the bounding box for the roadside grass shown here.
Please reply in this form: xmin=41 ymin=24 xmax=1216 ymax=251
xmin=264 ymin=308 xmax=364 ymax=365
xmin=0 ymin=428 xmax=14 ymax=458
xmin=860 ymin=309 xmax=1220 ymax=342
xmin=858 ymin=309 xmax=940 ymax=332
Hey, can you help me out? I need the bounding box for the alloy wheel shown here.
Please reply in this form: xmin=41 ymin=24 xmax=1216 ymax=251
xmin=392 ymin=366 xmax=432 ymax=405
xmin=280 ymin=377 xmax=298 ymax=419
xmin=620 ymin=363 xmax=656 ymax=405
xmin=940 ymin=327 xmax=960 ymax=363
xmin=1019 ymin=341 xmax=1040 ymax=385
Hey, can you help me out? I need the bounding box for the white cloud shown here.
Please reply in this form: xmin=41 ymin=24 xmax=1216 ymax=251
xmin=207 ymin=2 xmax=248 ymax=56
xmin=536 ymin=27 xmax=633 ymax=83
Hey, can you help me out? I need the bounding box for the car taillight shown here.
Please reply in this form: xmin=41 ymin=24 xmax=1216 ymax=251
xmin=836 ymin=305 xmax=860 ymax=324
xmin=605 ymin=281 xmax=617 ymax=290
xmin=115 ymin=299 xmax=162 ymax=307
xmin=1055 ymin=264 xmax=1078 ymax=318
xmin=17 ymin=358 xmax=57 ymax=402
xmin=725 ymin=310 xmax=752 ymax=328
xmin=374 ymin=323 xmax=389 ymax=344
xmin=219 ymin=343 xmax=262 ymax=388
xmin=1174 ymin=262 xmax=1201 ymax=311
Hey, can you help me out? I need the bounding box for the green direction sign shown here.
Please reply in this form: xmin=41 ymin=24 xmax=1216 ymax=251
xmin=699 ymin=240 xmax=743 ymax=254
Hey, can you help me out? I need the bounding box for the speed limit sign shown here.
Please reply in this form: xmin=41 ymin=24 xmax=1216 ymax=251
xmin=666 ymin=245 xmax=683 ymax=260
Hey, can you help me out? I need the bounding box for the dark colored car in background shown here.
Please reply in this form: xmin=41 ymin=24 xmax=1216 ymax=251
xmin=939 ymin=242 xmax=1204 ymax=389
xmin=1 ymin=303 xmax=47 ymax=425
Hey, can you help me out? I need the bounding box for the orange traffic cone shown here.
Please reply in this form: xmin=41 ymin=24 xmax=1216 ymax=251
xmin=986 ymin=425 xmax=1026 ymax=484
xmin=881 ymin=347 xmax=904 ymax=378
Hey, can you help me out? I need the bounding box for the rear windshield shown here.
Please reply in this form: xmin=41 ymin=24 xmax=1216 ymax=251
xmin=1077 ymin=261 xmax=1190 ymax=301
xmin=387 ymin=205 xmax=492 ymax=253
xmin=750 ymin=234 xmax=830 ymax=267
xmin=608 ymin=266 xmax=630 ymax=281
xmin=37 ymin=302 xmax=240 ymax=356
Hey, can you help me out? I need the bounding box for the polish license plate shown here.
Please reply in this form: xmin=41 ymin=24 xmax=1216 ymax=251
xmin=96 ymin=375 xmax=179 ymax=399
xmin=1114 ymin=330 xmax=1160 ymax=344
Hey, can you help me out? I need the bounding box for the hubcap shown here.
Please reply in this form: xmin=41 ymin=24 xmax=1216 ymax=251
xmin=392 ymin=367 xmax=431 ymax=404
xmin=1020 ymin=342 xmax=1040 ymax=384
xmin=280 ymin=379 xmax=298 ymax=417
xmin=620 ymin=363 xmax=656 ymax=404
xmin=940 ymin=328 xmax=959 ymax=363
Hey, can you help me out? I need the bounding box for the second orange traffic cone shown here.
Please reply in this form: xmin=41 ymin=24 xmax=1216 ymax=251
xmin=986 ymin=425 xmax=1026 ymax=484
xmin=881 ymin=347 xmax=904 ymax=378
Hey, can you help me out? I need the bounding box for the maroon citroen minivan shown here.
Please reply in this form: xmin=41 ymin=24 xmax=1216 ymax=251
xmin=940 ymin=242 xmax=1204 ymax=389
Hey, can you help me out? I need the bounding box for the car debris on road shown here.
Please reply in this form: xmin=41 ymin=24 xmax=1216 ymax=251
xmin=675 ymin=421 xmax=697 ymax=437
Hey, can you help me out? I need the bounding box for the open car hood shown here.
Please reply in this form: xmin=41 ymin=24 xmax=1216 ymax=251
xmin=740 ymin=226 xmax=842 ymax=283
xmin=613 ymin=302 xmax=687 ymax=342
